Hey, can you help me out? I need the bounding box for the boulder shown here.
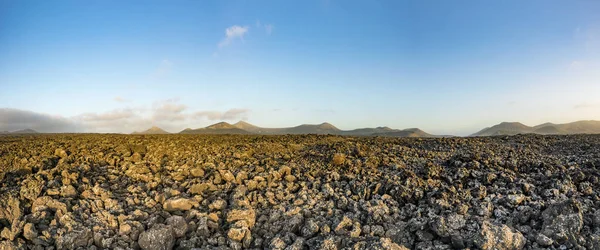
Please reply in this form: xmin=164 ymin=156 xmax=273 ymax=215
xmin=138 ymin=225 xmax=175 ymax=250
xmin=474 ymin=221 xmax=525 ymax=250
xmin=163 ymin=198 xmax=194 ymax=211
xmin=540 ymin=199 xmax=583 ymax=245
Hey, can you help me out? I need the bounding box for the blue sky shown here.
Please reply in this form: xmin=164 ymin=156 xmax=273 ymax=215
xmin=1 ymin=0 xmax=599 ymax=135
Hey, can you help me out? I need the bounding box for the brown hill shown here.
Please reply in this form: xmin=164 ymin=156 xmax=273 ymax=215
xmin=179 ymin=122 xmax=251 ymax=135
xmin=471 ymin=122 xmax=533 ymax=136
xmin=132 ymin=126 xmax=169 ymax=134
xmin=283 ymin=122 xmax=341 ymax=134
xmin=373 ymin=128 xmax=435 ymax=137
xmin=472 ymin=120 xmax=600 ymax=136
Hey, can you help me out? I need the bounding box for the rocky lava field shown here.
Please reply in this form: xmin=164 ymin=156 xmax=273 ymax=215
xmin=1 ymin=134 xmax=600 ymax=250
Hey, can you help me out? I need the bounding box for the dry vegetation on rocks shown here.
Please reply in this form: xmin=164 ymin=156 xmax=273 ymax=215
xmin=1 ymin=134 xmax=600 ymax=249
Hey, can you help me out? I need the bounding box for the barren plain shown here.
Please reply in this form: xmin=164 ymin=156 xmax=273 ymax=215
xmin=1 ymin=134 xmax=599 ymax=249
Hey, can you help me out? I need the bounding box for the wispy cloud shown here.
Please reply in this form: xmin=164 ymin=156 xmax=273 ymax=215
xmin=77 ymin=109 xmax=137 ymax=122
xmin=574 ymin=102 xmax=598 ymax=109
xmin=152 ymin=98 xmax=188 ymax=122
xmin=255 ymin=20 xmax=274 ymax=35
xmin=114 ymin=96 xmax=129 ymax=103
xmin=264 ymin=24 xmax=274 ymax=35
xmin=568 ymin=60 xmax=586 ymax=71
xmin=154 ymin=59 xmax=173 ymax=78
xmin=218 ymin=25 xmax=249 ymax=48
xmin=193 ymin=108 xmax=250 ymax=121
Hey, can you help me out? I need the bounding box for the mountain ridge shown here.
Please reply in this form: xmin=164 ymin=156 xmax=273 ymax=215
xmin=181 ymin=121 xmax=437 ymax=137
xmin=471 ymin=120 xmax=600 ymax=136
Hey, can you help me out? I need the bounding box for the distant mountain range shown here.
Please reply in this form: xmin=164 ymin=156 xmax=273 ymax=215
xmin=4 ymin=120 xmax=600 ymax=137
xmin=179 ymin=122 xmax=251 ymax=135
xmin=471 ymin=120 xmax=600 ymax=136
xmin=0 ymin=129 xmax=39 ymax=134
xmin=133 ymin=121 xmax=437 ymax=137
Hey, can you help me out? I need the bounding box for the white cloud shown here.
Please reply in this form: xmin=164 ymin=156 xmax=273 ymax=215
xmin=222 ymin=108 xmax=250 ymax=120
xmin=193 ymin=108 xmax=250 ymax=121
xmin=574 ymin=102 xmax=598 ymax=109
xmin=1 ymin=99 xmax=251 ymax=133
xmin=77 ymin=109 xmax=137 ymax=122
xmin=114 ymin=96 xmax=129 ymax=103
xmin=151 ymin=98 xmax=188 ymax=122
xmin=568 ymin=60 xmax=586 ymax=71
xmin=154 ymin=59 xmax=173 ymax=78
xmin=264 ymin=24 xmax=274 ymax=35
xmin=255 ymin=20 xmax=274 ymax=35
xmin=218 ymin=25 xmax=249 ymax=48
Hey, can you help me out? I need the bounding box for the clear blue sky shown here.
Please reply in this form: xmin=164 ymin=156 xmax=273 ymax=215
xmin=1 ymin=0 xmax=599 ymax=135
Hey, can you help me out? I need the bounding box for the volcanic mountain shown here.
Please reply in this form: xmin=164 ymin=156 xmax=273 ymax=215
xmin=179 ymin=122 xmax=251 ymax=135
xmin=132 ymin=126 xmax=170 ymax=134
xmin=213 ymin=121 xmax=438 ymax=137
xmin=471 ymin=120 xmax=600 ymax=136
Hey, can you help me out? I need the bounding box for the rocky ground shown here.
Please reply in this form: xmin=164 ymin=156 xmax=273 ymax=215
xmin=1 ymin=134 xmax=600 ymax=250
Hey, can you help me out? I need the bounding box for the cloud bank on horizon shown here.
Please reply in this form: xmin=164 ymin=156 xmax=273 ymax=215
xmin=0 ymin=98 xmax=250 ymax=133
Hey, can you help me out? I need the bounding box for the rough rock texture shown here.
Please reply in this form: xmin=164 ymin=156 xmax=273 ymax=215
xmin=474 ymin=221 xmax=526 ymax=250
xmin=138 ymin=226 xmax=175 ymax=250
xmin=1 ymin=134 xmax=600 ymax=249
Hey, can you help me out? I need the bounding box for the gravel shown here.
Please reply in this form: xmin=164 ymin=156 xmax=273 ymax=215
xmin=1 ymin=133 xmax=600 ymax=249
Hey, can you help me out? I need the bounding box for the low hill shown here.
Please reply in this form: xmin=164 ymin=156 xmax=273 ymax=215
xmin=373 ymin=128 xmax=435 ymax=137
xmin=232 ymin=121 xmax=261 ymax=132
xmin=10 ymin=129 xmax=39 ymax=134
xmin=132 ymin=126 xmax=169 ymax=134
xmin=532 ymin=125 xmax=565 ymax=135
xmin=472 ymin=120 xmax=600 ymax=136
xmin=340 ymin=126 xmax=397 ymax=136
xmin=557 ymin=120 xmax=600 ymax=134
xmin=179 ymin=122 xmax=251 ymax=135
xmin=471 ymin=122 xmax=533 ymax=136
xmin=283 ymin=122 xmax=341 ymax=134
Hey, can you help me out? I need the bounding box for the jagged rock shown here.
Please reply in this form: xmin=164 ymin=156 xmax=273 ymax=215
xmin=209 ymin=199 xmax=227 ymax=211
xmin=301 ymin=219 xmax=320 ymax=237
xmin=0 ymin=194 xmax=23 ymax=241
xmin=536 ymin=233 xmax=553 ymax=247
xmin=269 ymin=237 xmax=287 ymax=249
xmin=55 ymin=148 xmax=69 ymax=158
xmin=163 ymin=198 xmax=194 ymax=211
xmin=540 ymin=199 xmax=583 ymax=244
xmin=20 ymin=178 xmax=44 ymax=201
xmin=119 ymin=223 xmax=132 ymax=235
xmin=22 ymin=223 xmax=37 ymax=240
xmin=56 ymin=227 xmax=93 ymax=250
xmin=474 ymin=221 xmax=525 ymax=250
xmin=227 ymin=227 xmax=246 ymax=242
xmin=189 ymin=183 xmax=211 ymax=195
xmin=165 ymin=215 xmax=188 ymax=238
xmin=0 ymin=241 xmax=19 ymax=250
xmin=0 ymin=195 xmax=21 ymax=223
xmin=138 ymin=225 xmax=175 ymax=250
xmin=332 ymin=153 xmax=346 ymax=166
xmin=190 ymin=167 xmax=205 ymax=178
xmin=60 ymin=185 xmax=77 ymax=198
xmin=227 ymin=209 xmax=256 ymax=228
xmin=32 ymin=196 xmax=68 ymax=214
xmin=378 ymin=237 xmax=410 ymax=250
